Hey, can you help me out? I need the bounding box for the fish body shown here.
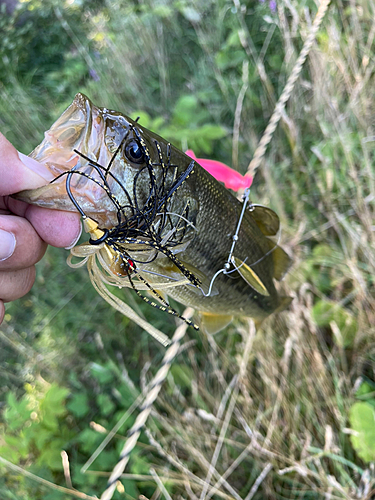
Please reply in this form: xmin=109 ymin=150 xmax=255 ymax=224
xmin=17 ymin=93 xmax=291 ymax=333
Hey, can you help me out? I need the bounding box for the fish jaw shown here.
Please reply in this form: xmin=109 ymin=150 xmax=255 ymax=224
xmin=15 ymin=93 xmax=122 ymax=226
xmin=17 ymin=93 xmax=94 ymax=210
xmin=16 ymin=93 xmax=201 ymax=229
xmin=31 ymin=93 xmax=93 ymax=168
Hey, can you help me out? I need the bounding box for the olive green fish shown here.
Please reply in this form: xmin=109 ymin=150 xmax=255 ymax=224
xmin=17 ymin=93 xmax=292 ymax=334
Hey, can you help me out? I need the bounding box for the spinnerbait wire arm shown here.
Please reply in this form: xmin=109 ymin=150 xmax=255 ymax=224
xmin=224 ymin=186 xmax=251 ymax=273
xmin=202 ymin=187 xmax=251 ymax=297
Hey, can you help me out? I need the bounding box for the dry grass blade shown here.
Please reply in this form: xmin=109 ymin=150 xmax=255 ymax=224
xmin=246 ymin=0 xmax=332 ymax=179
xmin=0 ymin=456 xmax=98 ymax=500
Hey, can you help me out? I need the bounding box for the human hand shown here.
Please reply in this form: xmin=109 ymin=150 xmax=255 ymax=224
xmin=0 ymin=132 xmax=82 ymax=324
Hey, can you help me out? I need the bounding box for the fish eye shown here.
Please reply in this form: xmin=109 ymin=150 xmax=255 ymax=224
xmin=124 ymin=139 xmax=145 ymax=164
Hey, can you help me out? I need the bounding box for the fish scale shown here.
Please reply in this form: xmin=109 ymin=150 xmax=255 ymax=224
xmin=154 ymin=164 xmax=279 ymax=318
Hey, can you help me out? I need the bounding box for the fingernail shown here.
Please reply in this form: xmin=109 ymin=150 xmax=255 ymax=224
xmin=0 ymin=229 xmax=16 ymax=261
xmin=18 ymin=152 xmax=55 ymax=182
xmin=65 ymin=221 xmax=83 ymax=250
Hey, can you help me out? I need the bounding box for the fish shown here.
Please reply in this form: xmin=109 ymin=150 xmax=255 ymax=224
xmin=16 ymin=93 xmax=292 ymax=338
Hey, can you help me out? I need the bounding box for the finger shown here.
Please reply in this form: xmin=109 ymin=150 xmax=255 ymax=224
xmin=0 ymin=196 xmax=30 ymax=216
xmin=25 ymin=205 xmax=82 ymax=248
xmin=1 ymin=197 xmax=82 ymax=248
xmin=0 ymin=266 xmax=36 ymax=302
xmin=0 ymin=132 xmax=54 ymax=196
xmin=0 ymin=215 xmax=47 ymax=270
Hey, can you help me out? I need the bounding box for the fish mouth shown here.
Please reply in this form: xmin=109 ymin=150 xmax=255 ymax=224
xmin=15 ymin=93 xmax=108 ymax=216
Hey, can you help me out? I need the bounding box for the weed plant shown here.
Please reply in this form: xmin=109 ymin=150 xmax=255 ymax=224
xmin=0 ymin=0 xmax=375 ymax=499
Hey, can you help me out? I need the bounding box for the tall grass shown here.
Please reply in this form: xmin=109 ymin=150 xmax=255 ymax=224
xmin=1 ymin=0 xmax=375 ymax=499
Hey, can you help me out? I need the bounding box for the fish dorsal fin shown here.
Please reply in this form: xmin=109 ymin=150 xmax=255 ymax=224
xmin=265 ymin=241 xmax=292 ymax=281
xmin=199 ymin=313 xmax=234 ymax=335
xmin=248 ymin=205 xmax=280 ymax=236
xmin=231 ymin=256 xmax=270 ymax=296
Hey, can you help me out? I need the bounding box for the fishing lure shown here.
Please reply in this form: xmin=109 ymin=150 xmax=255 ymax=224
xmin=59 ymin=132 xmax=202 ymax=345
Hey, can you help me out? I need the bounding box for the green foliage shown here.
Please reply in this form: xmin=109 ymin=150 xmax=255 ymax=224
xmin=349 ymin=402 xmax=375 ymax=463
xmin=301 ymin=244 xmax=346 ymax=294
xmin=311 ymin=300 xmax=358 ymax=347
xmin=90 ymin=362 xmax=115 ymax=385
xmin=1 ymin=0 xmax=375 ymax=498
xmin=66 ymin=392 xmax=90 ymax=418
xmin=356 ymin=381 xmax=375 ymax=406
xmin=0 ymin=384 xmax=71 ymax=470
xmin=170 ymin=364 xmax=194 ymax=390
xmin=132 ymin=94 xmax=226 ymax=154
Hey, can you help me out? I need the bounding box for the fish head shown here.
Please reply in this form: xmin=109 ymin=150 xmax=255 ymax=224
xmin=17 ymin=93 xmax=198 ymax=230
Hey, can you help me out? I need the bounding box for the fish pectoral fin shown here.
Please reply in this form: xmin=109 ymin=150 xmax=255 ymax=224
xmin=248 ymin=205 xmax=280 ymax=236
xmin=232 ymin=256 xmax=270 ymax=297
xmin=266 ymin=241 xmax=292 ymax=281
xmin=198 ymin=313 xmax=234 ymax=335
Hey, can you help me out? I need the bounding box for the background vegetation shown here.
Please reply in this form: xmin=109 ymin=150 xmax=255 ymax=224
xmin=1 ymin=0 xmax=375 ymax=498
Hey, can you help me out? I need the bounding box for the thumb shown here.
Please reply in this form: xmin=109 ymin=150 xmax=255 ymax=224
xmin=0 ymin=132 xmax=54 ymax=196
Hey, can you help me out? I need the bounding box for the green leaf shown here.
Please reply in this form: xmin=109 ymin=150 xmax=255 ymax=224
xmin=41 ymin=412 xmax=58 ymax=431
xmin=199 ymin=124 xmax=226 ymax=140
xmin=356 ymin=381 xmax=375 ymax=397
xmin=172 ymin=95 xmax=199 ymax=126
xmin=215 ymin=50 xmax=244 ymax=70
xmin=0 ymin=435 xmax=28 ymax=463
xmin=153 ymin=5 xmax=173 ymax=18
xmin=227 ymin=30 xmax=241 ymax=47
xmin=150 ymin=116 xmax=165 ymax=130
xmin=349 ymin=402 xmax=375 ymax=462
xmin=38 ymin=384 xmax=68 ymax=431
xmin=170 ymin=364 xmax=194 ymax=389
xmin=33 ymin=428 xmax=51 ymax=451
xmin=131 ymin=110 xmax=151 ymax=128
xmin=312 ymin=243 xmax=335 ymax=258
xmin=311 ymin=300 xmax=357 ymax=347
xmin=130 ymin=451 xmax=150 ymax=475
xmin=67 ymin=392 xmax=90 ymax=418
xmin=90 ymin=362 xmax=115 ymax=384
xmin=116 ymin=383 xmax=136 ymax=407
xmin=41 ymin=384 xmax=69 ymax=416
xmin=356 ymin=382 xmax=375 ymax=407
xmin=77 ymin=428 xmax=102 ymax=454
xmin=120 ymin=479 xmax=139 ymax=498
xmin=3 ymin=392 xmax=31 ymax=431
xmin=96 ymin=394 xmax=115 ymax=416
xmin=37 ymin=443 xmax=65 ymax=471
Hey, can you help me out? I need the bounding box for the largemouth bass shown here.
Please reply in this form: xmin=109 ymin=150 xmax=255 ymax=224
xmin=17 ymin=93 xmax=292 ymax=337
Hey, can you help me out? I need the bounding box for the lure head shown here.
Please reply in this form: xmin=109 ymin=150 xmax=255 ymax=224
xmin=17 ymin=93 xmax=198 ymax=230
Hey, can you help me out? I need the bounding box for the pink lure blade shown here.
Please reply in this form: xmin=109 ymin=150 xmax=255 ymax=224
xmin=185 ymin=150 xmax=253 ymax=192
